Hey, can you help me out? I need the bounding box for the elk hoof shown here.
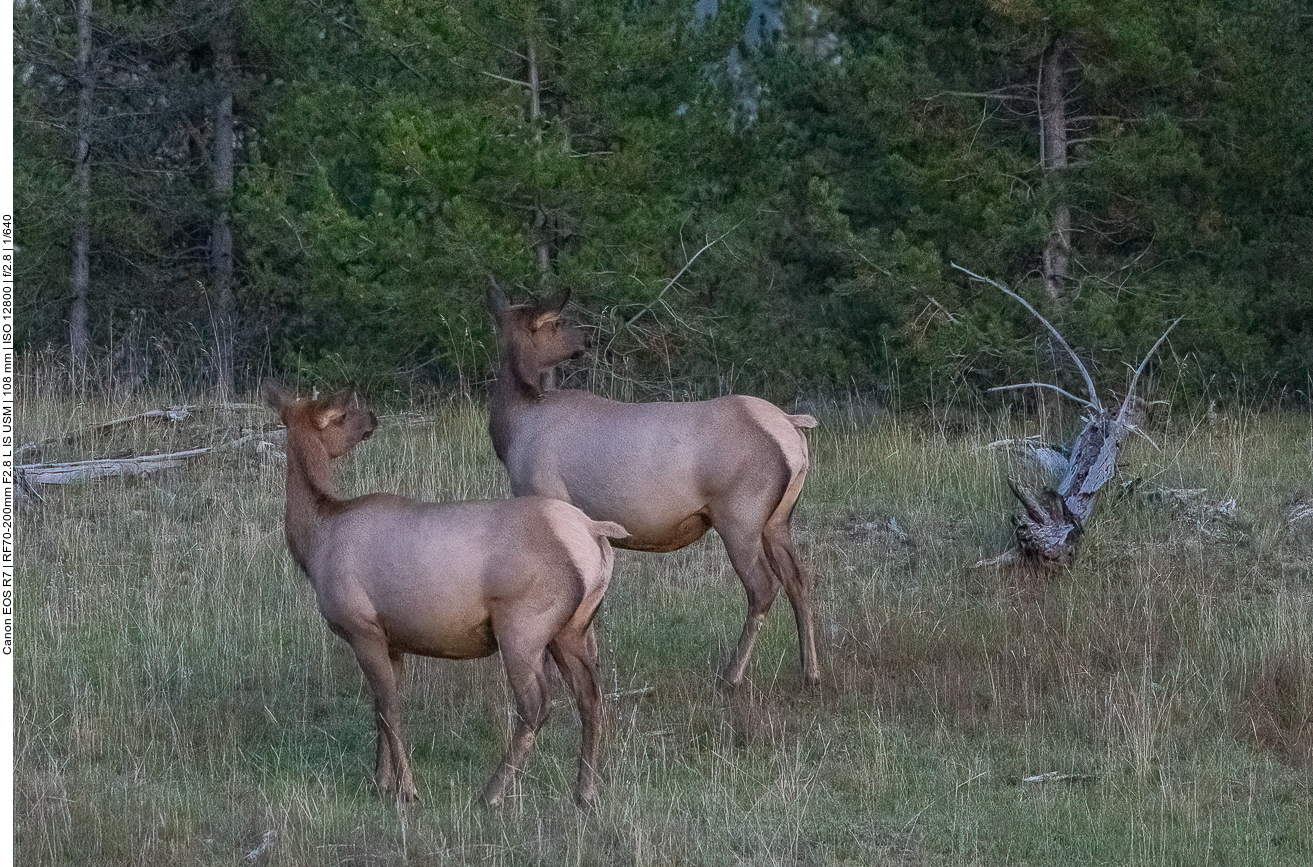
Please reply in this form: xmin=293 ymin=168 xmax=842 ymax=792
xmin=717 ymin=662 xmax=748 ymax=690
xmin=481 ymin=780 xmax=508 ymax=808
xmin=574 ymin=783 xmax=600 ymax=809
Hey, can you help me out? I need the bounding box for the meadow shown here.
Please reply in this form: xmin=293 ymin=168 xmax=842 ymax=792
xmin=13 ymin=384 xmax=1313 ymax=866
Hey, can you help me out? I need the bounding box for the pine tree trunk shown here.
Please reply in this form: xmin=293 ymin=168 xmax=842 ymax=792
xmin=69 ymin=0 xmax=94 ymax=379
xmin=210 ymin=28 xmax=237 ymax=395
xmin=526 ymin=41 xmax=553 ymax=276
xmin=1040 ymin=39 xmax=1071 ymax=300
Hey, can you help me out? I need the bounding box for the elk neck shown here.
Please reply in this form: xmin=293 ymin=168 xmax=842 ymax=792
xmin=281 ymin=424 xmax=345 ymax=572
xmin=489 ymin=356 xmax=549 ymax=462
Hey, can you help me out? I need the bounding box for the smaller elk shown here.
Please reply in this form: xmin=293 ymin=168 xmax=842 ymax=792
xmin=488 ymin=287 xmax=820 ymax=687
xmin=264 ymin=380 xmax=625 ymax=805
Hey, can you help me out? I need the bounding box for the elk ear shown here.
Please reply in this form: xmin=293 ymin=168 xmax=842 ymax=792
xmin=313 ymin=389 xmax=356 ymax=428
xmin=529 ymin=287 xmax=570 ymax=330
xmin=542 ymin=286 xmax=571 ymax=313
xmin=530 ymin=308 xmax=561 ymax=332
xmin=487 ymin=280 xmax=510 ymax=318
xmin=262 ymin=378 xmax=291 ymax=411
xmin=313 ymin=407 xmax=345 ymax=429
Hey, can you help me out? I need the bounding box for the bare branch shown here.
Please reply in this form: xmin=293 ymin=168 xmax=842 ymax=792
xmin=935 ymin=86 xmax=1035 ymax=102
xmin=624 ymin=228 xmax=733 ymax=329
xmin=952 ymin=262 xmax=1103 ymax=411
xmin=1116 ymin=317 xmax=1182 ymax=425
xmin=987 ymin=382 xmax=1097 ymax=409
xmin=481 ymin=69 xmax=531 ymax=89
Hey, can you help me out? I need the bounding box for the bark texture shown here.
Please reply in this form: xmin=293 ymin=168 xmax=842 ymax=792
xmin=1040 ymin=39 xmax=1072 ymax=299
xmin=69 ymin=0 xmax=95 ymax=374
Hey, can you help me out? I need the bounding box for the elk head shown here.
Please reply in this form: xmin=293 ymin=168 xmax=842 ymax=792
xmin=263 ymin=380 xmax=377 ymax=459
xmin=488 ymin=283 xmax=586 ymax=397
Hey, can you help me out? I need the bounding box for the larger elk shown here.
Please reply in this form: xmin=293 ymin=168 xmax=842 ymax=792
xmin=487 ymin=288 xmax=820 ymax=687
xmin=263 ymin=380 xmax=625 ymax=805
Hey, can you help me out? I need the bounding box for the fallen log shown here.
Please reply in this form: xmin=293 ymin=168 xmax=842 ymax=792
xmin=16 ymin=402 xmax=268 ymax=462
xmin=955 ymin=263 xmax=1179 ymax=566
xmin=15 ymin=405 xmax=196 ymax=461
xmin=17 ymin=432 xmax=263 ymax=492
xmin=19 ymin=446 xmax=214 ymax=486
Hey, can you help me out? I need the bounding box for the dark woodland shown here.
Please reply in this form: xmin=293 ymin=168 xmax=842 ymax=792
xmin=14 ymin=0 xmax=1313 ymax=408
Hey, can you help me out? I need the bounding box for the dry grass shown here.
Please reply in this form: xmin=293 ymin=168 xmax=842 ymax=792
xmin=13 ymin=386 xmax=1313 ymax=865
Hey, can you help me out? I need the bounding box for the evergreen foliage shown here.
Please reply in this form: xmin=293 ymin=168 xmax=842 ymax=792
xmin=13 ymin=0 xmax=1313 ymax=406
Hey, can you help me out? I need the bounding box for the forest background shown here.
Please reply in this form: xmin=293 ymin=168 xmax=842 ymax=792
xmin=13 ymin=0 xmax=1313 ymax=409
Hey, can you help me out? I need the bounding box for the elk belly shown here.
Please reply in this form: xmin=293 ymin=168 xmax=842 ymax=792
xmin=380 ymin=610 xmax=499 ymax=660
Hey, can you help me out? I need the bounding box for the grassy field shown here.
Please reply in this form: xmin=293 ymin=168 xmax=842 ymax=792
xmin=13 ymin=386 xmax=1313 ymax=866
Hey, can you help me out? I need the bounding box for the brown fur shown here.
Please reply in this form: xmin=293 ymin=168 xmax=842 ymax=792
xmin=487 ymin=288 xmax=820 ymax=687
xmin=263 ymin=380 xmax=625 ymax=805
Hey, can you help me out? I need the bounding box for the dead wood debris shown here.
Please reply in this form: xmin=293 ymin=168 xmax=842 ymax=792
xmin=15 ymin=403 xmax=273 ymax=500
xmin=15 ymin=405 xmax=197 ymax=461
xmin=954 ymin=264 xmax=1180 ymax=568
xmin=1288 ymin=497 xmax=1313 ymax=529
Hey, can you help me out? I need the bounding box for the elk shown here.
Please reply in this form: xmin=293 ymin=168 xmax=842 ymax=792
xmin=263 ymin=380 xmax=626 ymax=805
xmin=487 ymin=287 xmax=820 ymax=687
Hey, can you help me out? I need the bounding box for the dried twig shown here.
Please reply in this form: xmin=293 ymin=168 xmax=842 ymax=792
xmin=1116 ymin=317 xmax=1181 ymax=425
xmin=624 ymin=229 xmax=732 ymax=329
xmin=952 ymin=262 xmax=1102 ymax=410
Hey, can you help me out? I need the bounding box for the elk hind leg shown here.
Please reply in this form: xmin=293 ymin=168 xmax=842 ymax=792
xmin=762 ymin=518 xmax=819 ymax=686
xmin=483 ymin=643 xmax=553 ymax=807
xmin=716 ymin=526 xmax=782 ymax=688
xmin=548 ymin=624 xmax=605 ymax=806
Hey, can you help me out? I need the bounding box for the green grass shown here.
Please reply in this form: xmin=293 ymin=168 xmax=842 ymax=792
xmin=14 ymin=390 xmax=1313 ymax=865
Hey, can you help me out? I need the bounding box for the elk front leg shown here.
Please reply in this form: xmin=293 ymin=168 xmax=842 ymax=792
xmin=351 ymin=638 xmax=417 ymax=801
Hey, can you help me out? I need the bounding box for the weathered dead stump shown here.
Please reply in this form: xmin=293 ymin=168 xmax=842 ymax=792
xmin=955 ymin=264 xmax=1179 ymax=567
